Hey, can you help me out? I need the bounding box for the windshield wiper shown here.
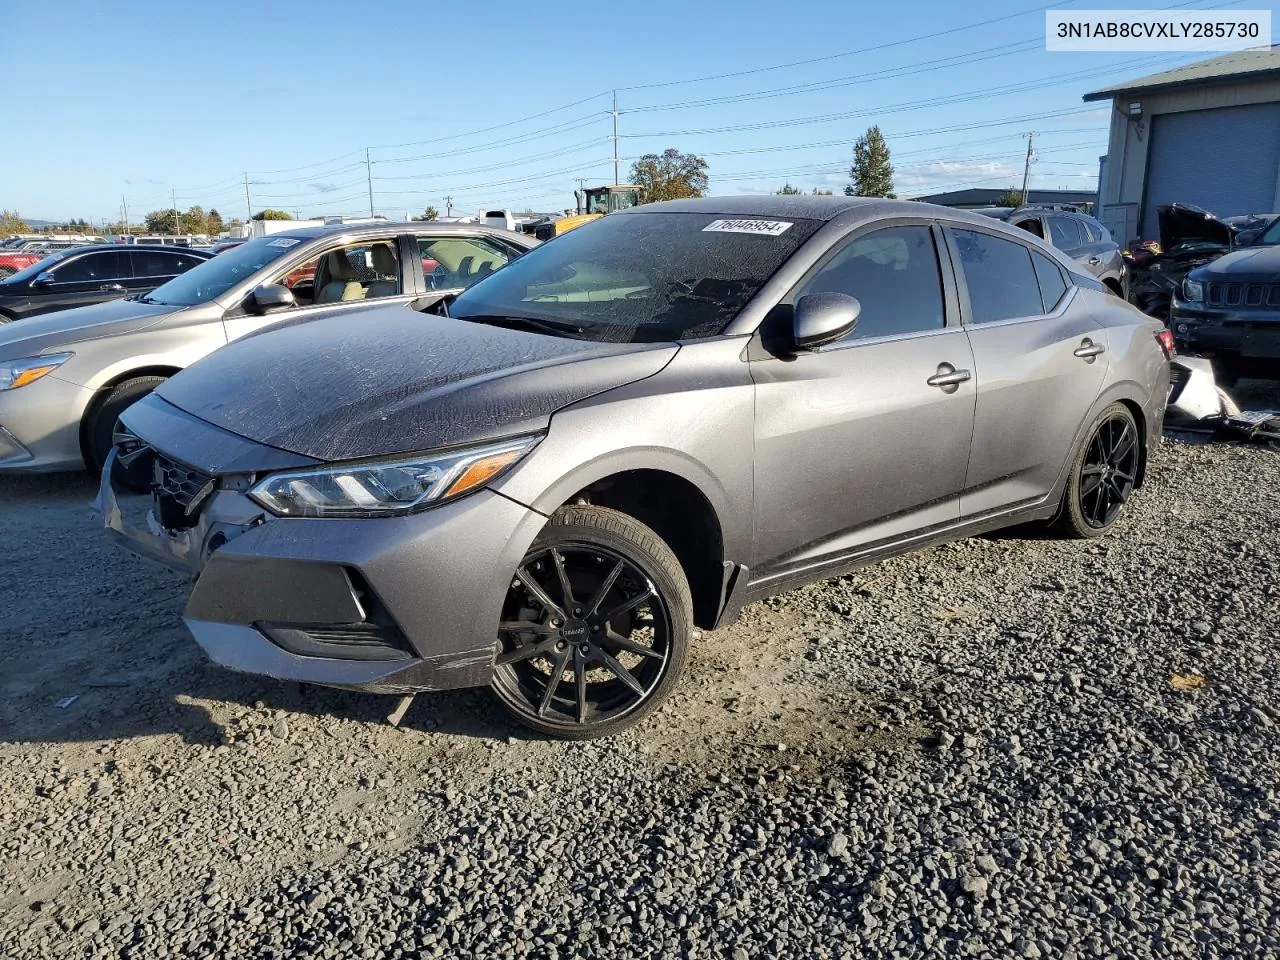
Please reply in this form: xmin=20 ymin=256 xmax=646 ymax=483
xmin=460 ymin=314 xmax=588 ymax=339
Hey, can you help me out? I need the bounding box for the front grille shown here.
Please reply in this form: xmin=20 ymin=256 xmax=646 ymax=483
xmin=154 ymin=455 xmax=215 ymax=509
xmin=1206 ymin=281 xmax=1280 ymax=308
xmin=153 ymin=454 xmax=216 ymax=530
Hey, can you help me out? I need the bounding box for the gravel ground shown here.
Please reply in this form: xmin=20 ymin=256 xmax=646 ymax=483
xmin=2 ymin=384 xmax=1279 ymax=959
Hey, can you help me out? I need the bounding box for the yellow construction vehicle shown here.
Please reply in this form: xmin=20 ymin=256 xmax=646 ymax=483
xmin=534 ymin=184 xmax=641 ymax=241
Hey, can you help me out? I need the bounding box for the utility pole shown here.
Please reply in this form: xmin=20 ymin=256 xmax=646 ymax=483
xmin=365 ymin=147 xmax=375 ymax=217
xmin=1019 ymin=132 xmax=1035 ymax=207
xmin=121 ymin=194 xmax=130 ymax=235
xmin=444 ymin=195 xmax=453 ymax=217
xmin=243 ymin=172 xmax=253 ymax=221
xmin=611 ymin=90 xmax=620 ymax=186
xmin=172 ymin=187 xmax=179 ymax=235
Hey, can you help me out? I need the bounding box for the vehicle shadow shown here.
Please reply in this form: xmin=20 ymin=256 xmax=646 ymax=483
xmin=0 ymin=471 xmax=97 ymax=504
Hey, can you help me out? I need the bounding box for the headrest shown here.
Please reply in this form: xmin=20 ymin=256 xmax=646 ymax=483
xmin=326 ymin=250 xmax=355 ymax=280
xmin=370 ymin=243 xmax=397 ymax=275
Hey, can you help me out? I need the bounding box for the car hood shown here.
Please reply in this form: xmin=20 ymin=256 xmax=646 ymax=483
xmin=157 ymin=305 xmax=678 ymax=462
xmin=1190 ymin=243 xmax=1280 ymax=282
xmin=0 ymin=297 xmax=177 ymax=360
xmin=1158 ymin=203 xmax=1235 ymax=251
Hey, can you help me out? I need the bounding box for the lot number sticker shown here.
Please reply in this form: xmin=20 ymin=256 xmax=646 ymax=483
xmin=266 ymin=237 xmax=301 ymax=248
xmin=702 ymin=219 xmax=793 ymax=237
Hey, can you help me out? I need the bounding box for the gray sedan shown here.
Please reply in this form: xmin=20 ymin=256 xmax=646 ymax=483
xmin=0 ymin=221 xmax=535 ymax=477
xmin=101 ymin=196 xmax=1170 ymax=738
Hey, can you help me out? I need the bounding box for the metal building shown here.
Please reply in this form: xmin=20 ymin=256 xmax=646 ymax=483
xmin=1085 ymin=45 xmax=1280 ymax=245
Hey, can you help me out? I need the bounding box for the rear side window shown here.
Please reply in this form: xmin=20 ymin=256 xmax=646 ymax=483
xmin=418 ymin=235 xmax=514 ymax=290
xmin=131 ymin=250 xmax=200 ymax=277
xmin=50 ymin=251 xmax=128 ymax=282
xmin=794 ymin=225 xmax=944 ymax=340
xmin=1048 ymin=216 xmax=1083 ymax=250
xmin=1032 ymin=251 xmax=1068 ymax=312
xmin=1082 ymin=217 xmax=1110 ymax=244
xmin=953 ymin=230 xmax=1043 ymax=323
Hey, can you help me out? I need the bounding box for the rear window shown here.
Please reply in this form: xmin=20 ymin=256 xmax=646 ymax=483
xmin=451 ymin=212 xmax=822 ymax=342
xmin=954 ymin=230 xmax=1044 ymax=323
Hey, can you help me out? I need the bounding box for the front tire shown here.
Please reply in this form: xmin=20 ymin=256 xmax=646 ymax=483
xmin=490 ymin=506 xmax=692 ymax=739
xmin=1052 ymin=402 xmax=1140 ymax=539
xmin=85 ymin=376 xmax=166 ymax=491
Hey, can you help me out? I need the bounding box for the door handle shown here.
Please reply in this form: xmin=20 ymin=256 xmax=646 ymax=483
xmin=1087 ymin=256 xmax=1102 ymax=266
xmin=926 ymin=363 xmax=972 ymax=392
xmin=1074 ymin=338 xmax=1106 ymax=361
xmin=99 ymin=283 xmax=125 ymax=292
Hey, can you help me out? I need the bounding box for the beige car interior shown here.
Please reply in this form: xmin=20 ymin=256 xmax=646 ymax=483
xmin=419 ymin=237 xmax=508 ymax=288
xmin=313 ymin=242 xmax=400 ymax=304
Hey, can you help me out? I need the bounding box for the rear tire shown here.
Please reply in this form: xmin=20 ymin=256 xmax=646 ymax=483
xmin=85 ymin=376 xmax=166 ymax=491
xmin=1052 ymin=402 xmax=1140 ymax=539
xmin=490 ymin=506 xmax=692 ymax=739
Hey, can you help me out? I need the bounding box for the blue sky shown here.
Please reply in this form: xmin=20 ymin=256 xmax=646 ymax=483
xmin=0 ymin=0 xmax=1261 ymax=224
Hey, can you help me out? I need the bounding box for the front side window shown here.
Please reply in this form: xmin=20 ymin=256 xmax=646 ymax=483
xmin=143 ymin=235 xmax=307 ymax=305
xmin=1048 ymin=216 xmax=1083 ymax=250
xmin=793 ymin=225 xmax=944 ymax=341
xmin=277 ymin=240 xmax=402 ymax=307
xmin=417 ymin=235 xmax=513 ymax=290
xmin=1255 ymin=219 xmax=1280 ymax=246
xmin=50 ymin=251 xmax=128 ymax=283
xmin=451 ymin=212 xmax=822 ymax=343
xmin=954 ymin=229 xmax=1044 ymax=324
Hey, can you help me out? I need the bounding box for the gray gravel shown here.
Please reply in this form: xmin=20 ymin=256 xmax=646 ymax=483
xmin=3 ymin=397 xmax=1280 ymax=958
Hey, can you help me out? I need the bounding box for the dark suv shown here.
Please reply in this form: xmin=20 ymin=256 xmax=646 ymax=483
xmin=976 ymin=207 xmax=1125 ymax=297
xmin=0 ymin=245 xmax=212 ymax=322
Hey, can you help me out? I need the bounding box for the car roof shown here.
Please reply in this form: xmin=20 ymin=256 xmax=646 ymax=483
xmin=614 ymin=195 xmax=1041 ymax=231
xmin=264 ymin=220 xmax=528 ymax=241
xmin=58 ymin=243 xmax=215 ymax=255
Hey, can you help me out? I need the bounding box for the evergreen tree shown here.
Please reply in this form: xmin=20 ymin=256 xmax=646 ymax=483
xmin=844 ymin=125 xmax=895 ymax=198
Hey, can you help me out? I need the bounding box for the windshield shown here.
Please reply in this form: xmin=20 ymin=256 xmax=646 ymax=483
xmin=3 ymin=249 xmax=74 ymax=283
xmin=450 ymin=212 xmax=820 ymax=342
xmin=142 ymin=235 xmax=305 ymax=305
xmin=1254 ymin=219 xmax=1280 ymax=246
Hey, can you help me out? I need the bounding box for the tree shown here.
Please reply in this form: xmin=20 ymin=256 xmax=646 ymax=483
xmin=144 ymin=209 xmax=178 ymax=233
xmin=252 ymin=209 xmax=293 ymax=221
xmin=424 ymin=206 xmax=439 ymax=221
xmin=811 ymin=188 xmax=834 ymax=196
xmin=181 ymin=205 xmax=206 ymax=234
xmin=844 ymin=125 xmax=895 ymax=199
xmin=997 ymin=187 xmax=1024 ymax=207
xmin=629 ymin=148 xmax=709 ymax=204
xmin=777 ymin=182 xmax=802 ymax=195
xmin=206 ymin=208 xmax=224 ymax=235
xmin=0 ymin=210 xmax=29 ymax=236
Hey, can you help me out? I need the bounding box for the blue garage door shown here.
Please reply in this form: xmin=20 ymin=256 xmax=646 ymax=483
xmin=1141 ymin=101 xmax=1280 ymax=240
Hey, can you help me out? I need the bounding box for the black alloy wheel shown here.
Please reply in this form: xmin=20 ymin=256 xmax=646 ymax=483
xmin=1054 ymin=402 xmax=1139 ymax=538
xmin=490 ymin=506 xmax=691 ymax=739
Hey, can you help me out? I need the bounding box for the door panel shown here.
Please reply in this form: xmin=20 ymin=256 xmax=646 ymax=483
xmin=36 ymin=251 xmax=130 ymax=313
xmin=750 ymin=328 xmax=976 ymax=577
xmin=961 ymin=308 xmax=1107 ymax=514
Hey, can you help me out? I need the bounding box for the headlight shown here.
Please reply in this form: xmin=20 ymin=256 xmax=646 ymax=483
xmin=0 ymin=353 xmax=73 ymax=391
xmin=1182 ymin=278 xmax=1204 ymax=302
xmin=248 ymin=435 xmax=540 ymax=518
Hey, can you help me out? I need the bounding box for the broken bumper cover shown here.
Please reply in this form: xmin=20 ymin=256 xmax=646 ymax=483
xmin=96 ymin=452 xmax=546 ymax=694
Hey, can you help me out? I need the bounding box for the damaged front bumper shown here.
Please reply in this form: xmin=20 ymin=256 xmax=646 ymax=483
xmin=96 ymin=445 xmax=546 ymax=695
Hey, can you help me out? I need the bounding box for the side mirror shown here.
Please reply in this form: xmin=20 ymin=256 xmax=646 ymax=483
xmin=248 ymin=283 xmax=296 ymax=315
xmin=793 ymin=292 xmax=861 ymax=350
xmin=32 ymin=271 xmax=54 ymax=287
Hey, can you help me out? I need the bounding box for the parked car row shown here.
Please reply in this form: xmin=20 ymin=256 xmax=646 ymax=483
xmin=975 ymin=206 xmax=1127 ymax=296
xmin=0 ymin=196 xmax=1158 ymax=739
